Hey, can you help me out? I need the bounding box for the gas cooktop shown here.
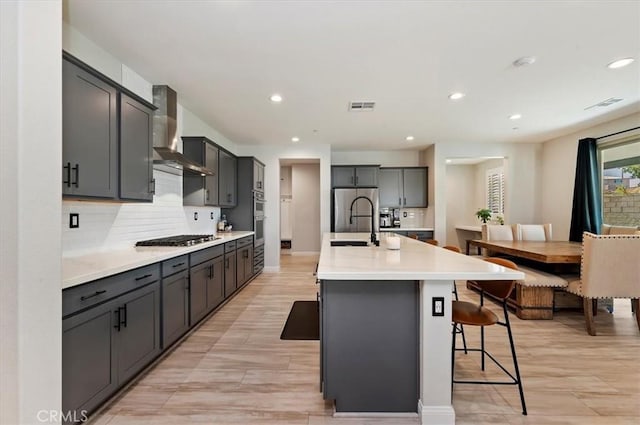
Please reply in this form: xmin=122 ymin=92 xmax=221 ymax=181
xmin=135 ymin=234 xmax=218 ymax=247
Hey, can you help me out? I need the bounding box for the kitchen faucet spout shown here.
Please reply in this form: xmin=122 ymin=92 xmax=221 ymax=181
xmin=348 ymin=196 xmax=379 ymax=246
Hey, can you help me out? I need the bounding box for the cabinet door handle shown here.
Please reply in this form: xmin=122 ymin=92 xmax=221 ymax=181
xmin=150 ymin=178 xmax=156 ymax=195
xmin=114 ymin=309 xmax=121 ymax=331
xmin=120 ymin=305 xmax=127 ymax=328
xmin=135 ymin=273 xmax=152 ymax=281
xmin=355 ymin=175 xmax=359 ymax=185
xmin=72 ymin=164 xmax=79 ymax=187
xmin=227 ymin=193 xmax=232 ymax=203
xmin=350 ymin=175 xmax=354 ymax=184
xmin=205 ymin=189 xmax=210 ymax=201
xmin=243 ymin=250 xmax=249 ymax=259
xmin=225 ymin=258 xmax=229 ymax=268
xmin=398 ymin=197 xmax=402 ymax=205
xmin=403 ymin=197 xmax=406 ymax=206
xmin=63 ymin=162 xmax=71 ymax=187
xmin=80 ymin=290 xmax=106 ymax=301
xmin=172 ymin=262 xmax=185 ymax=268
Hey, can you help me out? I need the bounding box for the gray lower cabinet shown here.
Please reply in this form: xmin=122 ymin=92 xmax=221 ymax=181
xmin=189 ymin=246 xmax=225 ymax=326
xmin=120 ymin=94 xmax=154 ymax=201
xmin=236 ymin=238 xmax=254 ymax=288
xmin=62 ymin=272 xmax=160 ymax=423
xmin=62 ymin=58 xmax=117 ymax=199
xmin=161 ymin=270 xmax=189 ymax=349
xmin=224 ymin=251 xmax=237 ymax=297
xmin=320 ymin=280 xmax=418 ymax=413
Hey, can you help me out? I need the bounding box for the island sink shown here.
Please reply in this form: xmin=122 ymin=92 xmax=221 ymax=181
xmin=330 ymin=240 xmax=369 ymax=247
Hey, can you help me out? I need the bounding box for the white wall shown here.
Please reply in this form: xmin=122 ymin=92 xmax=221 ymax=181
xmin=332 ymin=150 xmax=421 ymax=166
xmin=291 ymin=164 xmax=321 ymax=253
xmin=1 ymin=2 xmax=62 ymax=423
xmin=236 ymin=144 xmax=332 ymax=271
xmin=433 ymin=143 xmax=543 ymax=244
xmin=541 ymin=112 xmax=640 ymax=240
xmin=445 ymin=165 xmax=476 ymax=248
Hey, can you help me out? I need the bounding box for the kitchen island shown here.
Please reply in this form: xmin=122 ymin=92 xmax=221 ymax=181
xmin=316 ymin=232 xmax=524 ymax=425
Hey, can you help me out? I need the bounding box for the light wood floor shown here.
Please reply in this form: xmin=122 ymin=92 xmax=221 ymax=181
xmin=91 ymin=254 xmax=640 ymax=425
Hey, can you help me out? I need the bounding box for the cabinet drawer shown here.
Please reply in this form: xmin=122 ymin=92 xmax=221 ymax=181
xmin=253 ymin=244 xmax=264 ymax=256
xmin=161 ymin=255 xmax=188 ymax=277
xmin=63 ymin=263 xmax=160 ymax=318
xmin=190 ymin=245 xmax=224 ymax=266
xmin=237 ymin=236 xmax=253 ymax=248
xmin=224 ymin=241 xmax=237 ymax=252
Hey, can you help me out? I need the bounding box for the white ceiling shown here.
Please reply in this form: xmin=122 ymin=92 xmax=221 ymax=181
xmin=64 ymin=1 xmax=640 ymax=151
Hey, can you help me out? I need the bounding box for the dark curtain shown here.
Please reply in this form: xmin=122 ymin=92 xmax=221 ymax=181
xmin=569 ymin=138 xmax=602 ymax=242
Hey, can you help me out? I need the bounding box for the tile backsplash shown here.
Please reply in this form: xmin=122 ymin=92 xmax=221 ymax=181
xmin=399 ymin=208 xmax=430 ymax=228
xmin=62 ymin=171 xmax=220 ymax=257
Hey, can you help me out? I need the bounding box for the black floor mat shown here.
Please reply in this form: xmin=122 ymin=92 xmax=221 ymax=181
xmin=280 ymin=301 xmax=319 ymax=340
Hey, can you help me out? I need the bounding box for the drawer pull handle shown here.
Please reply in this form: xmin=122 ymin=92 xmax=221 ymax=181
xmin=121 ymin=305 xmax=127 ymax=328
xmin=135 ymin=273 xmax=153 ymax=281
xmin=63 ymin=162 xmax=71 ymax=187
xmin=114 ymin=309 xmax=121 ymax=331
xmin=172 ymin=262 xmax=185 ymax=268
xmin=80 ymin=290 xmax=106 ymax=301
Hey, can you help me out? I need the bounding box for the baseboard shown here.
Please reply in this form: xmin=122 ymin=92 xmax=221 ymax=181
xmin=418 ymin=401 xmax=455 ymax=425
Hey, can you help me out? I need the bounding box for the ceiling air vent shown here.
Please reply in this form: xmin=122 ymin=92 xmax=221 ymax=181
xmin=349 ymin=101 xmax=376 ymax=111
xmin=584 ymin=97 xmax=623 ymax=110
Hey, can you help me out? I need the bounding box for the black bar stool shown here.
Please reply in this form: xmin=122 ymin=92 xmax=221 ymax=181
xmin=443 ymin=245 xmax=468 ymax=354
xmin=451 ymin=257 xmax=527 ymax=415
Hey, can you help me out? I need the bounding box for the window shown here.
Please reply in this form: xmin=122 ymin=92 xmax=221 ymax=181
xmin=599 ymin=138 xmax=640 ymax=227
xmin=486 ymin=167 xmax=504 ymax=215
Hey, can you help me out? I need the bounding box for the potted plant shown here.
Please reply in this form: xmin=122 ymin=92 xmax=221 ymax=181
xmin=475 ymin=208 xmax=492 ymax=224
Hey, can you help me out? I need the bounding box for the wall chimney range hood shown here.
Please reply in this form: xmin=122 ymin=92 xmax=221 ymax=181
xmin=152 ymin=85 xmax=214 ymax=176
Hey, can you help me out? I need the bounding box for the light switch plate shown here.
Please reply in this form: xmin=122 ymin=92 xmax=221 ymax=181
xmin=432 ymin=297 xmax=444 ymax=316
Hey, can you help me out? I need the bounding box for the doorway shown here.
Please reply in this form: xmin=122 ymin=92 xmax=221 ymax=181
xmin=279 ymin=159 xmax=321 ymax=255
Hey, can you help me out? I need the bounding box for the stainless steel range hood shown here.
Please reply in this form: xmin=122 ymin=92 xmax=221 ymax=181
xmin=152 ymin=85 xmax=214 ymax=176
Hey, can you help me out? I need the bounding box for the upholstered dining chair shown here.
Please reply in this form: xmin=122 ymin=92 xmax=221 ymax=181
xmin=514 ymin=223 xmax=552 ymax=241
xmin=564 ymin=232 xmax=640 ymax=335
xmin=601 ymin=224 xmax=640 ymax=235
xmin=482 ymin=224 xmax=516 ymax=241
xmin=452 ymin=257 xmax=527 ymax=415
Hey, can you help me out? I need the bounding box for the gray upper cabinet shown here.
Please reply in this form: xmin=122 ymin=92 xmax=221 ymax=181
xmin=63 ymin=59 xmax=117 ymax=199
xmin=62 ymin=53 xmax=156 ymax=202
xmin=331 ymin=166 xmax=379 ymax=187
xmin=183 ymin=137 xmax=219 ymax=206
xmin=253 ymin=161 xmax=265 ymax=192
xmin=379 ymin=168 xmax=403 ymax=207
xmin=120 ymin=94 xmax=154 ymax=201
xmin=379 ymin=167 xmax=428 ymax=208
xmin=219 ymin=150 xmax=237 ymax=207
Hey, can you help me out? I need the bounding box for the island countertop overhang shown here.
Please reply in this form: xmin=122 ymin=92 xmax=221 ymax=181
xmin=317 ymin=232 xmax=525 ymax=281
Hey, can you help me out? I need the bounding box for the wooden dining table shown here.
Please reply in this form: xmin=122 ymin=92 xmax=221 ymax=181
xmin=467 ymin=239 xmax=583 ymax=320
xmin=468 ymin=239 xmax=582 ymax=264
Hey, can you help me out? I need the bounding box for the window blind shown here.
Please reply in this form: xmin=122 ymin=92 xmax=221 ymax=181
xmin=487 ymin=169 xmax=504 ymax=214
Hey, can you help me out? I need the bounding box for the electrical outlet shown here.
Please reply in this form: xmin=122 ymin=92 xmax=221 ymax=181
xmin=194 ymin=212 xmax=198 ymax=221
xmin=69 ymin=213 xmax=79 ymax=229
xmin=432 ymin=297 xmax=444 ymax=317
xmin=210 ymin=212 xmax=214 ymax=220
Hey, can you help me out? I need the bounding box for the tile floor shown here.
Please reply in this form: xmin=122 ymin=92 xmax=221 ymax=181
xmin=90 ymin=254 xmax=640 ymax=425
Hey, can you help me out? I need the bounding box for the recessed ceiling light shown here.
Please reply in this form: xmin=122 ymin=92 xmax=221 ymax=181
xmin=509 ymin=114 xmax=522 ymax=120
xmin=513 ymin=56 xmax=536 ymax=67
xmin=406 ymin=136 xmax=415 ymax=141
xmin=607 ymin=58 xmax=634 ymax=69
xmin=270 ymin=94 xmax=283 ymax=103
xmin=449 ymin=92 xmax=465 ymax=100
xmin=445 ymin=159 xmax=452 ymax=164
xmin=291 ymin=137 xmax=300 ymax=143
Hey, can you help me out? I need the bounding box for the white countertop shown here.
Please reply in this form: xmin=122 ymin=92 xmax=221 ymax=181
xmin=317 ymin=232 xmax=524 ymax=281
xmin=455 ymin=225 xmax=482 ymax=232
xmin=380 ymin=227 xmax=434 ymax=232
xmin=62 ymin=231 xmax=254 ymax=289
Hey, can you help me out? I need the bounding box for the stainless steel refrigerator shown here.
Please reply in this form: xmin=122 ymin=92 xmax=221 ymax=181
xmin=333 ymin=188 xmax=379 ymax=233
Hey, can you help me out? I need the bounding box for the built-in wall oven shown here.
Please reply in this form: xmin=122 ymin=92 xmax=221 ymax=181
xmin=254 ymin=191 xmax=265 ymax=247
